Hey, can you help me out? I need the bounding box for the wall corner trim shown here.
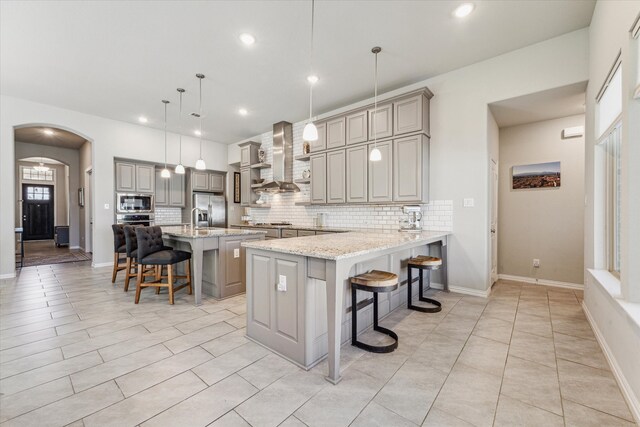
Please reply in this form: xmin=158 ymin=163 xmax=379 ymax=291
xmin=92 ymin=262 xmax=112 ymax=268
xmin=582 ymin=302 xmax=640 ymax=424
xmin=431 ymin=282 xmax=492 ymax=298
xmin=497 ymin=274 xmax=584 ymax=290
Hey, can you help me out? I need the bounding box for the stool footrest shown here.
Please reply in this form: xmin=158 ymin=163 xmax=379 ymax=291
xmin=353 ymin=326 xmax=399 ymax=354
xmin=410 ymin=297 xmax=442 ymax=313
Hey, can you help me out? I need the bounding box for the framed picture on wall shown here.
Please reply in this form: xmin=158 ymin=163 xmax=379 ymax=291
xmin=78 ymin=187 xmax=85 ymax=207
xmin=233 ymin=172 xmax=241 ymax=203
xmin=512 ymin=161 xmax=561 ymax=189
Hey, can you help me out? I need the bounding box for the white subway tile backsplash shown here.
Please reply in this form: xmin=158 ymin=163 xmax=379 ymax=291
xmin=155 ymin=207 xmax=183 ymax=225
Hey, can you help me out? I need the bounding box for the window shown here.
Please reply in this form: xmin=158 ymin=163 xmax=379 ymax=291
xmin=22 ymin=167 xmax=53 ymax=181
xmin=600 ymin=122 xmax=622 ymax=274
xmin=25 ymin=186 xmax=51 ymax=201
xmin=596 ymin=63 xmax=622 ymax=138
xmin=634 ymin=16 xmax=640 ymax=98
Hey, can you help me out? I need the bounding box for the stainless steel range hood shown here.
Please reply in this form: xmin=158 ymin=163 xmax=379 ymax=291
xmin=260 ymin=121 xmax=300 ymax=193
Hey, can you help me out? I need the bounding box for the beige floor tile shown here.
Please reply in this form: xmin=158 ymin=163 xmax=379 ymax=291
xmin=97 ymin=326 xmax=182 ymax=361
xmin=551 ymin=317 xmax=596 ymax=340
xmin=192 ymin=342 xmax=270 ymax=385
xmin=409 ymin=332 xmax=467 ymax=374
xmin=226 ymin=314 xmax=247 ymax=329
xmin=0 ymin=313 xmax=79 ymax=339
xmin=0 ymin=329 xmax=89 ymax=363
xmin=200 ymin=327 xmax=249 ymax=357
xmin=163 ymin=321 xmax=235 ymax=354
xmin=116 ymin=346 xmax=213 ymax=397
xmin=554 ymin=332 xmax=609 ymax=370
xmin=513 ymin=311 xmax=553 ymax=338
xmin=0 ymin=347 xmax=63 ymax=379
xmin=0 ymin=377 xmax=74 ymax=422
xmin=457 ymin=334 xmax=509 ymax=376
xmin=494 ymin=394 xmax=564 ymax=426
xmin=501 ymin=355 xmax=562 ymax=415
xmin=141 ymin=375 xmax=257 ymax=427
xmin=352 ymin=401 xmax=417 ymax=427
xmin=83 ymin=371 xmax=206 ymax=427
xmin=562 ymin=399 xmax=637 ymax=427
xmin=448 ymin=300 xmax=487 ymax=320
xmin=472 ymin=315 xmax=513 ymax=343
xmin=237 ymin=353 xmax=300 ymax=390
xmin=61 ymin=324 xmax=149 ymax=358
xmin=174 ymin=309 xmax=237 ymax=334
xmin=432 ymin=363 xmax=502 ymax=427
xmin=209 ymin=410 xmax=251 ymax=426
xmin=508 ymin=330 xmax=556 ymax=368
xmin=236 ymin=371 xmax=327 ymax=427
xmin=349 ymin=347 xmax=408 ymax=381
xmin=2 ymin=381 xmax=124 ymax=427
xmin=422 ymin=407 xmax=474 ymax=426
xmin=433 ymin=314 xmax=478 ymax=341
xmin=0 ymin=327 xmax=57 ymax=350
xmin=557 ymin=359 xmax=634 ymax=421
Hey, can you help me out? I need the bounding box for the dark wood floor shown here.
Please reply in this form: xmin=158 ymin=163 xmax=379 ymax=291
xmin=18 ymin=240 xmax=91 ymax=267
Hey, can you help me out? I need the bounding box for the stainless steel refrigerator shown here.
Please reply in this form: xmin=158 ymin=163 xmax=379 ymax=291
xmin=193 ymin=193 xmax=226 ymax=228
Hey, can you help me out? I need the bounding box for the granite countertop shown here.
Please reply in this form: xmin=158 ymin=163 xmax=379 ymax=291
xmin=241 ymin=230 xmax=451 ymax=260
xmin=161 ymin=225 xmax=267 ymax=239
xmin=230 ymin=223 xmax=351 ymax=233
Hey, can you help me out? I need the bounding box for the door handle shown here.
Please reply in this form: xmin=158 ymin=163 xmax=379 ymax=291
xmin=491 ymin=228 xmax=496 ymax=234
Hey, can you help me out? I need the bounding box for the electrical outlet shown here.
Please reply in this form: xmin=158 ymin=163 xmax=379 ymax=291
xmin=533 ymin=259 xmax=540 ymax=268
xmin=233 ymin=248 xmax=240 ymax=258
xmin=104 ymin=203 xmax=110 ymax=210
xmin=463 ymin=198 xmax=475 ymax=207
xmin=277 ymin=274 xmax=287 ymax=292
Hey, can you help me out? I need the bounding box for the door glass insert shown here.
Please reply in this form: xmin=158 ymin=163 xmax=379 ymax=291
xmin=26 ymin=186 xmax=51 ymax=201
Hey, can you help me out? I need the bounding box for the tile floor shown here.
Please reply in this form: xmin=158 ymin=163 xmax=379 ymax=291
xmin=0 ymin=262 xmax=636 ymax=427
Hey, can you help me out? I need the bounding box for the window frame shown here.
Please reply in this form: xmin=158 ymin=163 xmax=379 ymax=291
xmin=599 ymin=120 xmax=622 ymax=277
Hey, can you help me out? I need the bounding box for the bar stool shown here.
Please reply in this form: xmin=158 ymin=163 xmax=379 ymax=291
xmin=407 ymin=255 xmax=442 ymax=313
xmin=351 ymin=270 xmax=399 ymax=353
xmin=111 ymin=224 xmax=127 ymax=283
xmin=134 ymin=226 xmax=192 ymax=305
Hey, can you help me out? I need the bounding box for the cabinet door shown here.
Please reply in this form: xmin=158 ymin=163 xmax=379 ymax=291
xmin=393 ymin=135 xmax=428 ymax=202
xmin=326 ymin=118 xmax=346 ymax=149
xmin=368 ymin=141 xmax=393 ymax=202
xmin=309 ymin=122 xmax=326 ymax=152
xmin=281 ymin=229 xmax=298 ymax=238
xmin=297 ymin=230 xmax=315 ymax=237
xmin=192 ymin=171 xmax=209 ymax=191
xmin=346 ymin=146 xmax=368 ymax=203
xmin=135 ymin=164 xmax=155 ymax=193
xmin=327 ymin=150 xmax=346 ymax=204
xmin=169 ymin=173 xmax=185 ymax=207
xmin=154 ymin=169 xmax=169 ymax=206
xmin=369 ymin=103 xmax=393 ymax=139
xmin=346 ymin=111 xmax=368 ymax=145
xmin=240 ymin=146 xmax=251 ymax=167
xmin=209 ymin=173 xmax=224 ymax=192
xmin=394 ymin=95 xmax=426 ymax=136
xmin=240 ymin=168 xmax=251 ymax=206
xmin=222 ymin=239 xmax=243 ymax=298
xmin=310 ymin=154 xmax=326 ymax=204
xmin=115 ymin=162 xmax=136 ymax=192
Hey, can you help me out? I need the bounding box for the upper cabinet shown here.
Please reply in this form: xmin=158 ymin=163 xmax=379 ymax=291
xmin=394 ymin=94 xmax=430 ymax=137
xmin=115 ymin=161 xmax=155 ymax=194
xmin=239 ymin=141 xmax=260 ymax=168
xmin=326 ymin=150 xmax=346 ymax=204
xmin=346 ymin=110 xmax=368 ymax=145
xmin=210 ymin=174 xmax=224 ymax=193
xmin=346 ymin=145 xmax=368 ymax=203
xmin=310 ymin=154 xmax=327 ymax=204
xmin=326 ymin=117 xmax=346 ymax=149
xmin=393 ymin=134 xmax=429 ymax=203
xmin=156 ymin=169 xmax=186 ymax=207
xmin=368 ymin=141 xmax=393 ymax=203
xmin=368 ymin=103 xmax=393 ymax=139
xmin=309 ymin=122 xmax=326 ymax=152
xmin=192 ymin=171 xmax=225 ymax=193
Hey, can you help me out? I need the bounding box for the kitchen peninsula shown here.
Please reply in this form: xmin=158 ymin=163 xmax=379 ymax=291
xmin=161 ymin=226 xmax=266 ymax=304
xmin=242 ymin=229 xmax=450 ymax=384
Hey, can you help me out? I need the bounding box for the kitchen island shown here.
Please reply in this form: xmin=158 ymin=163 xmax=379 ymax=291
xmin=161 ymin=226 xmax=266 ymax=304
xmin=242 ymin=229 xmax=450 ymax=384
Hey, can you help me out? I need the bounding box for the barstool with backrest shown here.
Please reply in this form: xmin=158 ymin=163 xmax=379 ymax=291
xmin=351 ymin=270 xmax=399 ymax=353
xmin=111 ymin=224 xmax=127 ymax=283
xmin=123 ymin=225 xmax=172 ymax=292
xmin=407 ymin=255 xmax=442 ymax=313
xmin=134 ymin=226 xmax=192 ymax=304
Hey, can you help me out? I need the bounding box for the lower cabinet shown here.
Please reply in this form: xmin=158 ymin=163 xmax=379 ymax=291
xmin=281 ymin=229 xmax=298 ymax=238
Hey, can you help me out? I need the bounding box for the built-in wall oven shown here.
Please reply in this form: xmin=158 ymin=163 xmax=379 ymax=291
xmin=116 ymin=193 xmax=154 ymax=213
xmin=116 ymin=213 xmax=155 ymax=226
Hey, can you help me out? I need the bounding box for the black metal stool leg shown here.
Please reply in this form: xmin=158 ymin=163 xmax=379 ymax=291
xmin=351 ymin=286 xmax=357 ymax=346
xmin=407 ymin=265 xmax=442 ymax=313
xmin=351 ymin=285 xmax=398 ymax=354
xmin=417 ymin=267 xmax=442 ymax=313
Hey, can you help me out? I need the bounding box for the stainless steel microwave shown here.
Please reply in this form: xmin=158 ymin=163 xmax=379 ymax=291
xmin=116 ymin=193 xmax=154 ymax=213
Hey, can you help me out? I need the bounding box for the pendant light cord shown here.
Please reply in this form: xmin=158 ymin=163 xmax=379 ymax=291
xmin=199 ymin=76 xmax=203 ymax=159
xmin=178 ymin=90 xmax=183 ymax=164
xmin=164 ymin=101 xmax=168 ymax=169
xmin=373 ymin=50 xmax=378 ymax=148
xmin=309 ymin=0 xmax=315 ymax=120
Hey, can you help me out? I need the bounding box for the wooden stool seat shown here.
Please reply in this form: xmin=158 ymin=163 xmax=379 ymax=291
xmin=408 ymin=255 xmax=442 ymax=268
xmin=351 ymin=270 xmax=399 ymax=289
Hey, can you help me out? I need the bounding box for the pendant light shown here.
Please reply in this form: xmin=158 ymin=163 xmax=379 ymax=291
xmin=175 ymin=88 xmax=186 ymax=174
xmin=369 ymin=46 xmax=382 ymax=162
xmin=161 ymin=99 xmax=171 ymax=178
xmin=194 ymin=73 xmax=206 ymax=170
xmin=302 ymin=0 xmax=318 ymax=142
xmin=33 ymin=158 xmax=49 ymax=172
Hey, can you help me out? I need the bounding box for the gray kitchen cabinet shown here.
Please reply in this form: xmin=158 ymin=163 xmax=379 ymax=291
xmin=240 ymin=168 xmax=252 ymax=206
xmin=393 ymin=134 xmax=429 ymax=202
xmin=281 ymin=229 xmax=298 ymax=238
xmin=346 ymin=145 xmax=368 ymax=203
xmin=326 ymin=117 xmax=346 ymax=149
xmin=368 ymin=141 xmax=393 ymax=202
xmin=297 ymin=230 xmax=316 ymax=237
xmin=309 ymin=122 xmax=326 ymax=152
xmin=346 ymin=110 xmax=368 ymax=145
xmin=154 ymin=169 xmax=169 ymax=206
xmin=135 ymin=164 xmax=155 ymax=193
xmin=169 ymin=173 xmax=185 ymax=207
xmin=310 ymin=154 xmax=326 ymax=204
xmin=327 ymin=150 xmax=346 ymax=204
xmin=239 ymin=141 xmax=260 ymax=167
xmin=192 ymin=171 xmax=209 ymax=191
xmin=394 ymin=94 xmax=429 ymax=136
xmin=369 ymin=103 xmax=393 ymax=139
xmin=209 ymin=173 xmax=224 ymax=193
xmin=115 ymin=162 xmax=136 ymax=192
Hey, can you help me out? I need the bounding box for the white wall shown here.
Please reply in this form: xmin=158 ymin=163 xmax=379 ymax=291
xmin=0 ymin=96 xmax=228 ymax=275
xmin=498 ymin=115 xmax=585 ymax=285
xmin=229 ymin=29 xmax=589 ymax=294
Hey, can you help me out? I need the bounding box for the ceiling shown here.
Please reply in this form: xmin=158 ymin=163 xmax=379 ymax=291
xmin=14 ymin=126 xmax=88 ymax=149
xmin=19 ymin=157 xmax=64 ymax=165
xmin=1 ymin=1 xmax=595 ymax=144
xmin=489 ymin=81 xmax=587 ymax=128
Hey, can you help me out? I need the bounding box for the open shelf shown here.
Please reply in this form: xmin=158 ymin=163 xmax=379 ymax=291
xmin=294 ymin=201 xmax=311 ymax=206
xmin=295 ymin=154 xmax=311 ymax=161
xmin=250 ymin=204 xmax=270 ymax=208
xmin=250 ymin=163 xmax=271 ymax=169
xmin=250 ymin=183 xmax=264 ymax=188
xmin=294 ymin=179 xmax=310 ymax=184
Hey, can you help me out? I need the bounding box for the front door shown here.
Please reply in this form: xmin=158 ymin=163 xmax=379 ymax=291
xmin=22 ymin=184 xmax=54 ymax=240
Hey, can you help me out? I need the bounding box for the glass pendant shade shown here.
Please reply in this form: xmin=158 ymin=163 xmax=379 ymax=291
xmin=34 ymin=162 xmax=49 ymax=172
xmin=161 ymin=168 xmax=171 ymax=178
xmin=175 ymin=164 xmax=185 ymax=174
xmin=195 ymin=158 xmax=206 ymax=170
xmin=369 ymin=148 xmax=382 ymax=162
xmin=303 ymin=122 xmax=318 ymax=141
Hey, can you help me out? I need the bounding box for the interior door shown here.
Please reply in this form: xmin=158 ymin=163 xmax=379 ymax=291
xmin=490 ymin=160 xmax=498 ymax=284
xmin=22 ymin=184 xmax=54 ymax=240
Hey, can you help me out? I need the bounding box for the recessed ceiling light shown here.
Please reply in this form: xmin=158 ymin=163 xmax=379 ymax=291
xmin=239 ymin=33 xmax=256 ymax=45
xmin=43 ymin=129 xmax=54 ymax=136
xmin=238 ymin=108 xmax=248 ymax=116
xmin=307 ymin=75 xmax=319 ymax=84
xmin=138 ymin=116 xmax=148 ymax=123
xmin=194 ymin=130 xmax=202 ymax=136
xmin=453 ymin=3 xmax=474 ymax=18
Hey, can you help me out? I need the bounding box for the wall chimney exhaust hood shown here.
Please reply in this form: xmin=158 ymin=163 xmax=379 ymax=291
xmin=259 ymin=121 xmax=300 ymax=193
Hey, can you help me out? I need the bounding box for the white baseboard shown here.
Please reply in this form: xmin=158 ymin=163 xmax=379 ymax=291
xmin=498 ymin=274 xmax=583 ymax=290
xmin=69 ymin=246 xmax=80 ymax=250
xmin=582 ymin=302 xmax=640 ymax=424
xmin=92 ymin=262 xmax=112 ymax=268
xmin=0 ymin=272 xmax=16 ymax=279
xmin=431 ymin=282 xmax=491 ymax=298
